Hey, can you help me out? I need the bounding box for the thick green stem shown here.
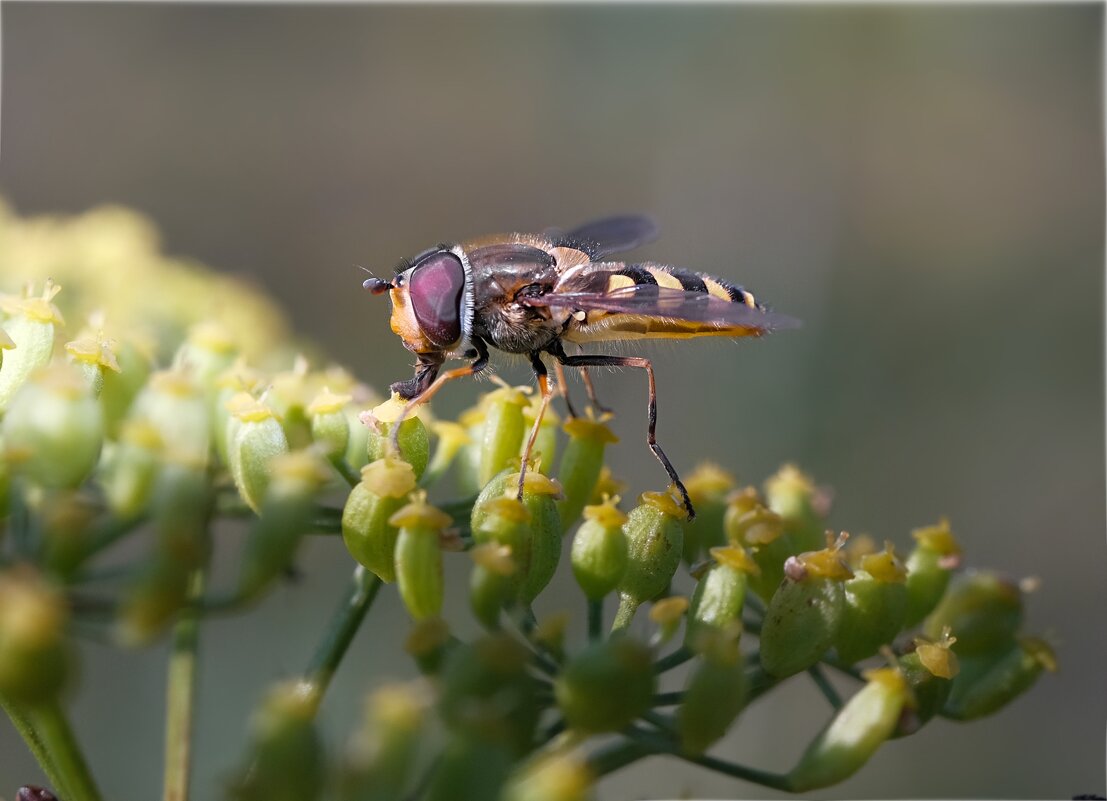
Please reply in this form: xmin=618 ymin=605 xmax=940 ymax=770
xmin=588 ymin=598 xmax=603 ymax=642
xmin=302 ymin=566 xmax=382 ymax=714
xmin=23 ymin=699 xmax=104 ymax=801
xmin=0 ymin=691 xmax=70 ymax=798
xmin=164 ymin=570 xmax=204 ymax=801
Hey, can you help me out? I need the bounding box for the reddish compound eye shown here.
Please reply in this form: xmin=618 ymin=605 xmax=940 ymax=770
xmin=408 ymin=251 xmax=466 ymax=348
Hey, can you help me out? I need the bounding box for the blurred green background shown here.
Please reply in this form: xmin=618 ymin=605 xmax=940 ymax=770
xmin=1 ymin=3 xmax=1103 ymax=799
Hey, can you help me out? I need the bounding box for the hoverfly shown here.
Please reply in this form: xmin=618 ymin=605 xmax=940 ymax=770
xmin=363 ymin=215 xmax=795 ymax=519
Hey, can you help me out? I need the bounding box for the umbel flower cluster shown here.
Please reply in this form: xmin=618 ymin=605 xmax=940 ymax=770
xmin=0 ymin=203 xmax=1054 ymax=801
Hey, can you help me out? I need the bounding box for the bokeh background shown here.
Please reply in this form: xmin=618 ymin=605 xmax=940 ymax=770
xmin=1 ymin=3 xmax=1103 ymax=799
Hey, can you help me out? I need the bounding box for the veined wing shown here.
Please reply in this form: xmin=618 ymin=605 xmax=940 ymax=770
xmin=545 ymin=215 xmax=659 ymax=260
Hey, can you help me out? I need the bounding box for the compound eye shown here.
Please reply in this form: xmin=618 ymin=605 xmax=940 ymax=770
xmin=408 ymin=251 xmax=466 ymax=348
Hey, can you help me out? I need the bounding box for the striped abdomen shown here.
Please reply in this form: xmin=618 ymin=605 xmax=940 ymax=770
xmin=564 ymin=262 xmax=767 ymax=343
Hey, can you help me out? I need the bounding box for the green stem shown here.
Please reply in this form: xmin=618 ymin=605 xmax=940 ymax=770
xmin=610 ymin=595 xmax=638 ymax=633
xmin=587 ymin=740 xmax=650 ymax=777
xmin=807 ymin=664 xmax=842 ymax=708
xmin=328 ymin=455 xmax=361 ymax=488
xmin=652 ymin=691 xmax=684 ymax=707
xmin=164 ymin=570 xmax=204 ymax=801
xmin=587 ymin=598 xmax=603 ymax=642
xmin=0 ymin=691 xmax=70 ymax=799
xmin=653 ymin=646 xmax=693 ymax=674
xmin=302 ymin=566 xmax=383 ymax=714
xmin=26 ymin=699 xmax=104 ymax=801
xmin=624 ymin=725 xmax=791 ymax=791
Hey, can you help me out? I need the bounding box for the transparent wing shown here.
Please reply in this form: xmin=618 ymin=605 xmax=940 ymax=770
xmin=545 ymin=215 xmax=659 ymax=259
xmin=524 ymin=282 xmax=799 ymax=332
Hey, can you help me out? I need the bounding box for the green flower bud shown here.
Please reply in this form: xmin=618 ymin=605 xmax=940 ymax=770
xmin=677 ymin=632 xmax=747 ymax=755
xmin=99 ymin=420 xmax=163 ymax=519
xmin=903 ymin=518 xmax=962 ymax=627
xmin=405 ymin=617 xmax=454 ymax=676
xmin=307 ymin=387 xmax=353 ymax=460
xmin=237 ymin=451 xmax=331 ymax=600
xmin=941 ymin=637 xmax=1055 ymax=721
xmin=923 ymin=570 xmax=1023 ymax=656
xmin=556 ymin=413 xmax=618 ymax=531
xmin=895 ymin=629 xmax=958 ymax=736
xmin=229 ymin=681 xmax=324 ymax=801
xmin=764 ymin=464 xmax=826 ymax=554
xmin=2 ymin=363 xmax=104 ymax=489
xmin=682 ymin=463 xmax=735 ymax=564
xmin=502 ymin=753 xmax=594 ymax=801
xmin=613 ymin=490 xmax=686 ymax=630
xmin=787 ymin=667 xmax=911 ymax=791
xmin=65 ymin=328 xmax=121 ymax=396
xmin=469 ymin=543 xmax=518 ymax=629
xmin=338 ymin=680 xmax=430 ymax=801
xmin=477 ymin=386 xmax=528 ymax=486
xmin=454 ymin=402 xmax=487 ymax=497
xmin=425 ymin=735 xmax=512 ymax=801
xmin=0 ymin=568 xmax=70 ymax=703
xmin=391 ymin=492 xmax=452 ymax=620
xmin=522 ymin=394 xmax=560 ymax=470
xmin=226 ymin=392 xmax=290 ymax=512
xmin=686 ymin=545 xmax=758 ymax=649
xmin=438 ymin=633 xmax=541 ymax=750
xmin=0 ymin=281 xmax=63 ymax=409
xmin=834 ymin=542 xmax=909 ymax=665
xmin=760 ymin=534 xmax=853 ymax=678
xmin=341 ymin=458 xmax=417 ymax=583
xmin=554 ymin=636 xmax=655 ymax=733
xmin=174 ymin=321 xmax=237 ymax=396
xmin=725 ymin=487 xmax=791 ymax=603
xmin=132 ymin=368 xmax=211 ymax=468
xmin=364 ymin=395 xmax=430 ymax=481
xmin=570 ymin=497 xmax=628 ymax=600
xmin=38 ymin=489 xmax=97 ymax=580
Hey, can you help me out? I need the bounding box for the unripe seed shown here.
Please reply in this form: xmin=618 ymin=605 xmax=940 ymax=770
xmin=391 ymin=492 xmax=452 ymax=620
xmin=570 ymin=497 xmax=628 ymax=600
xmin=339 ymin=680 xmax=430 ymax=801
xmin=764 ymin=464 xmax=826 ymax=554
xmin=342 ymin=458 xmax=418 ymax=583
xmin=132 ymin=368 xmax=211 ymax=468
xmin=100 ymin=419 xmax=163 ymax=520
xmin=894 ymin=629 xmax=958 ymax=736
xmin=478 ymin=386 xmax=528 ymax=486
xmin=682 ymin=462 xmax=735 ymax=564
xmin=502 ymin=752 xmax=594 ymax=801
xmin=942 ymin=636 xmax=1055 ymax=721
xmin=307 ymin=387 xmax=353 ymax=460
xmin=613 ymin=490 xmax=686 ymax=630
xmin=760 ymin=533 xmax=853 ymax=678
xmin=99 ymin=335 xmax=155 ymax=439
xmin=903 ymin=518 xmax=962 ymax=627
xmin=923 ymin=569 xmax=1022 ymax=656
xmin=0 ymin=568 xmax=70 ymax=703
xmin=2 ymin=363 xmax=104 ymax=489
xmin=469 ymin=543 xmax=518 ymax=628
xmin=725 ymin=487 xmax=791 ymax=603
xmin=364 ymin=395 xmax=430 ymax=481
xmin=65 ymin=328 xmax=121 ymax=396
xmin=227 ymin=392 xmax=290 ymax=512
xmin=555 ymin=636 xmax=655 ymax=733
xmin=0 ymin=281 xmax=63 ymax=409
xmin=786 ymin=667 xmax=910 ymax=791
xmin=174 ymin=321 xmax=237 ymax=397
xmin=557 ymin=413 xmax=618 ymax=532
xmin=686 ymin=545 xmax=758 ymax=650
xmin=678 ymin=632 xmax=746 ymax=755
xmin=834 ymin=542 xmax=909 ymax=665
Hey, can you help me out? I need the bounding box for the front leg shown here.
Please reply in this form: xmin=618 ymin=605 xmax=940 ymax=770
xmin=388 ymin=338 xmax=490 ymax=458
xmin=515 ymin=351 xmax=555 ymax=499
xmin=391 ymin=352 xmax=445 ymax=401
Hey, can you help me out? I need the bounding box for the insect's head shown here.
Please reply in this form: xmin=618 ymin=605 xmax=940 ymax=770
xmin=363 ymin=246 xmax=473 ymax=355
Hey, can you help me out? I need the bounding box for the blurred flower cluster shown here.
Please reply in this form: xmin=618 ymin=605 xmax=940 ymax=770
xmin=0 ymin=203 xmax=1053 ymax=801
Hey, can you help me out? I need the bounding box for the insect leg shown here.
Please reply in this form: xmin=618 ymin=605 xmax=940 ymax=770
xmin=516 ymin=352 xmax=556 ymax=499
xmin=554 ymin=353 xmax=695 ymax=520
xmin=580 ymin=368 xmax=612 ymax=415
xmin=553 ymin=361 xmax=579 ymax=419
xmin=388 ymin=338 xmax=490 ymax=458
